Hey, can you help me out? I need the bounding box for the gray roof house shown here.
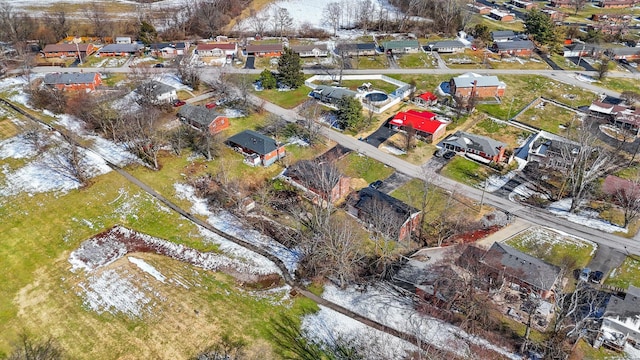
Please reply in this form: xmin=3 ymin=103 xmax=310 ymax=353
xmin=227 ymin=130 xmax=285 ymax=166
xmin=425 ymin=40 xmax=466 ymax=53
xmin=98 ymin=43 xmax=143 ymax=56
xmin=491 ymin=30 xmax=516 ymax=42
xmin=334 ymin=43 xmax=378 ymax=56
xmin=493 ymin=40 xmax=535 ymax=53
xmin=177 ymin=104 xmax=228 ymax=135
xmin=438 ymin=131 xmax=507 ymax=162
xmin=310 ymin=85 xmax=358 ymax=106
xmin=600 ymin=286 xmax=640 ymax=347
xmin=136 ymin=80 xmax=177 ymax=104
xmin=43 ymin=72 xmax=100 ymax=86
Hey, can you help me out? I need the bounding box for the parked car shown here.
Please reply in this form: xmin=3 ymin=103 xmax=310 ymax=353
xmin=154 ymin=63 xmax=165 ymax=68
xmin=579 ymin=268 xmax=591 ymax=282
xmin=620 ymin=59 xmax=630 ymax=65
xmin=173 ymin=100 xmax=186 ymax=107
xmin=443 ymin=151 xmax=456 ymax=160
xmin=590 ymin=270 xmax=604 ymax=284
xmin=370 ymin=180 xmax=383 ymax=189
xmin=205 ymin=102 xmax=217 ymax=109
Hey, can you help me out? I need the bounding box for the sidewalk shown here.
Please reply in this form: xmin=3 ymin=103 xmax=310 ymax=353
xmin=475 ymin=217 xmax=532 ymax=249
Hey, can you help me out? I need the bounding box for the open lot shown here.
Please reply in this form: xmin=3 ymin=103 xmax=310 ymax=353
xmin=471 ymin=116 xmax=531 ymax=148
xmin=350 ymin=55 xmax=390 ymax=69
xmin=397 ymin=52 xmax=438 ymax=69
xmin=336 ymin=152 xmax=395 ymax=184
xmin=604 ymin=256 xmax=640 ymax=289
xmin=515 ymin=100 xmax=581 ymax=134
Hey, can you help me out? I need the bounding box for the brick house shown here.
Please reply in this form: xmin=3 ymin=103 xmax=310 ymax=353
xmin=283 ymin=159 xmax=351 ymax=205
xmin=347 ymin=187 xmax=422 ymax=241
xmin=606 ymin=47 xmax=640 ymax=60
xmin=489 ymin=9 xmax=516 ymax=22
xmin=43 ymin=72 xmax=102 ymax=91
xmin=438 ymin=131 xmax=507 ymax=162
xmin=468 ymin=2 xmax=492 ymax=14
xmin=492 ymin=40 xmax=535 ymax=57
xmin=245 ymin=43 xmax=283 ymax=57
xmin=42 ymin=43 xmax=96 ymax=59
xmin=597 ymin=0 xmax=639 ymax=8
xmin=389 ymin=110 xmax=448 ymax=143
xmin=510 ymin=0 xmax=535 ymax=9
xmin=549 ymin=0 xmax=573 ymax=7
xmin=491 ymin=30 xmax=517 ymax=42
xmin=382 ymin=40 xmax=421 ymax=54
xmin=334 ymin=43 xmax=378 ymax=56
xmin=195 ymin=43 xmax=238 ymax=58
xmin=177 ymin=104 xmax=229 ymax=135
xmin=425 ymin=40 xmax=466 ymax=53
xmin=449 ymin=73 xmax=506 ymax=99
xmin=227 ymin=130 xmax=285 ymax=167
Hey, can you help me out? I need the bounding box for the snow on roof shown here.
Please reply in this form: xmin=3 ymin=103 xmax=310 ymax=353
xmin=453 ymin=73 xmax=504 ymax=88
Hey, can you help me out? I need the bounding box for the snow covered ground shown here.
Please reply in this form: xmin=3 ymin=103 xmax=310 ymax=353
xmin=317 ymin=284 xmax=521 ymax=359
xmin=548 ymin=198 xmax=627 ymax=234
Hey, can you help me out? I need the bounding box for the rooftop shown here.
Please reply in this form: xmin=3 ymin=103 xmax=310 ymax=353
xmin=227 ymin=130 xmax=281 ymax=155
xmin=43 ymin=72 xmax=100 ymax=85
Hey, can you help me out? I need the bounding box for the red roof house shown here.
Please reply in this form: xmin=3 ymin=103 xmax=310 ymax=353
xmin=414 ymin=92 xmax=438 ymax=107
xmin=390 ymin=110 xmax=448 ymax=143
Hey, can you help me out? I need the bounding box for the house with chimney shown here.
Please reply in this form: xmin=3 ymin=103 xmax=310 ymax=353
xmin=449 ymin=73 xmax=506 ymax=99
xmin=227 ymin=130 xmax=285 ymax=166
xmin=177 ymin=104 xmax=229 ymax=135
xmin=282 ymin=159 xmax=351 ymax=205
xmin=42 ymin=43 xmax=96 ymax=59
xmin=389 ymin=110 xmax=448 ymax=143
xmin=438 ymin=131 xmax=507 ymax=163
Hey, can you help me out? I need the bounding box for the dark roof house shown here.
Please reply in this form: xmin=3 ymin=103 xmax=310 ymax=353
xmin=309 ymin=85 xmax=358 ymax=105
xmin=43 ymin=72 xmax=102 ymax=91
xmin=491 ymin=30 xmax=516 ymax=42
xmin=426 ymin=40 xmax=466 ymax=53
xmin=284 ymin=159 xmax=350 ymax=204
xmin=227 ymin=130 xmax=285 ymax=166
xmin=177 ymin=104 xmax=229 ymax=135
xmin=382 ymin=40 xmax=421 ymax=53
xmin=601 ymin=286 xmax=640 ymax=346
xmin=439 ymin=131 xmax=507 ymax=162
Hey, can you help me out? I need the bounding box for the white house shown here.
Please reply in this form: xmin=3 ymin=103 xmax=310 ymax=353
xmin=116 ymin=36 xmax=132 ymax=44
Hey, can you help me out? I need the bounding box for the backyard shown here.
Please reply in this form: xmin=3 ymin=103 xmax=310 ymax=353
xmin=605 ymin=256 xmax=640 ymax=289
xmin=336 ymin=152 xmax=395 ymax=184
xmin=515 ymin=100 xmax=582 ymax=134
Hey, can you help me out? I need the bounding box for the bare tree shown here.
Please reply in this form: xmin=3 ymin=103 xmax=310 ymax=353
xmin=560 ymin=118 xmax=621 ymax=212
xmin=84 ymin=3 xmax=114 ymax=41
xmin=571 ymin=0 xmax=587 ymax=15
xmin=116 ymin=106 xmax=164 ymax=169
xmin=272 ymin=7 xmax=293 ymax=39
xmin=45 ymin=134 xmax=91 ymax=187
xmin=356 ymin=0 xmax=374 ymax=34
xmin=247 ymin=8 xmax=270 ymax=36
xmin=610 ymin=170 xmax=640 ymax=228
xmin=323 ymin=2 xmax=342 ymax=36
xmin=44 ymin=7 xmax=71 ymax=42
xmin=177 ymin=56 xmax=201 ymax=90
xmin=404 ymin=124 xmax=416 ymax=153
xmin=595 ymin=56 xmax=610 ymax=80
xmin=297 ymin=99 xmax=323 ymax=145
xmin=8 ymin=332 xmax=63 ymax=360
xmin=18 ymin=120 xmax=50 ymax=154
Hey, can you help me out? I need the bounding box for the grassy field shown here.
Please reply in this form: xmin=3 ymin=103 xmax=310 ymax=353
xmin=388 ymin=74 xmax=451 ymax=95
xmin=326 ymin=79 xmax=399 ymax=94
xmin=487 ymin=55 xmax=551 ymax=70
xmin=475 ymin=17 xmax=524 ymax=32
xmin=397 ymin=52 xmax=438 ymax=69
xmin=505 ymin=227 xmax=595 ymax=269
xmin=472 ymin=116 xmax=532 ymax=148
xmin=350 ymin=55 xmax=389 ymax=69
xmin=440 ymin=49 xmax=486 ymax=68
xmin=337 ymin=152 xmax=395 ymax=184
xmin=476 ymin=75 xmax=597 ymax=121
xmin=516 ymin=100 xmax=581 ymax=134
xmin=549 ymin=54 xmax=584 ymax=71
xmin=253 ymin=85 xmax=311 ymax=109
xmin=596 ymin=77 xmax=640 ymax=94
xmin=605 ymin=256 xmax=640 ymax=289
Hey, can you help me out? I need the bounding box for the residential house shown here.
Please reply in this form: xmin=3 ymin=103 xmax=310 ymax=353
xmin=425 ymin=40 xmax=466 ymax=53
xmin=382 ymin=40 xmax=421 ymax=54
xmin=562 ymin=43 xmax=604 ymax=58
xmin=195 ymin=43 xmax=238 ymax=58
xmin=510 ymin=0 xmax=535 ymax=9
xmin=309 ymin=85 xmax=358 ymax=106
xmin=227 ymin=130 xmax=285 ymax=166
xmin=492 ymin=40 xmax=535 ymax=57
xmin=136 ymin=80 xmax=177 ymax=104
xmin=347 ymin=187 xmax=422 ymax=241
xmin=177 ymin=104 xmax=229 ymax=135
xmin=43 ymin=72 xmax=102 ymax=92
xmin=523 ymin=131 xmax=580 ymax=169
xmin=457 ymin=243 xmax=561 ymax=299
xmin=468 ymin=2 xmax=492 ymax=14
xmin=600 ymin=286 xmax=640 ymax=350
xmin=541 ymin=9 xmax=566 ymax=21
xmin=389 ymin=110 xmax=448 ymax=143
xmin=115 ymin=36 xmax=132 ymax=44
xmin=449 ymin=72 xmax=506 ymax=98
xmin=606 ymin=47 xmax=640 ymax=60
xmin=549 ymin=0 xmax=573 ymax=7
xmin=488 ymin=9 xmax=516 ymax=22
xmin=283 ymin=159 xmax=351 ymax=205
xmin=97 ymin=43 xmax=143 ymax=57
xmin=245 ymin=43 xmax=283 ymax=57
xmin=597 ymin=0 xmax=639 ymax=8
xmin=591 ymin=13 xmax=632 ymax=23
xmin=438 ymin=131 xmax=507 ymax=162
xmin=291 ymin=44 xmax=329 ymax=57
xmin=491 ymin=30 xmax=517 ymax=43
xmin=335 ymin=43 xmax=378 ymax=56
xmin=42 ymin=43 xmax=95 ymax=59
xmin=148 ymin=42 xmax=189 ymax=58
xmin=589 ymin=101 xmax=640 ymax=136
xmin=413 ymin=92 xmax=438 ymax=107
xmin=587 ymin=23 xmax=629 ymax=36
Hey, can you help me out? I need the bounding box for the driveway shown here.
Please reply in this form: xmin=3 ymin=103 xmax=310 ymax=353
xmin=567 ymin=57 xmax=596 ymax=71
xmin=588 ymin=118 xmax=640 ymax=154
xmin=244 ymin=56 xmax=255 ymax=69
xmin=586 ymin=246 xmax=626 ymax=276
xmin=377 ymin=172 xmax=412 ymax=194
xmin=537 ymin=52 xmax=563 ymax=71
xmin=365 ymin=119 xmax=397 ymax=147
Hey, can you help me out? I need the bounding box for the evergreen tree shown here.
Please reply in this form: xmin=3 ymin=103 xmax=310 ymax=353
xmin=277 ymin=47 xmax=304 ymax=89
xmin=336 ymin=96 xmax=364 ymax=131
xmin=524 ymin=10 xmax=556 ymax=45
xmin=259 ymin=69 xmax=277 ymax=89
xmin=138 ymin=21 xmax=157 ymax=45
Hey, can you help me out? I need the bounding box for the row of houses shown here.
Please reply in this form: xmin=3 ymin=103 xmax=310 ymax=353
xmin=551 ymin=0 xmax=639 ymax=7
xmin=563 ymin=42 xmax=640 ymax=60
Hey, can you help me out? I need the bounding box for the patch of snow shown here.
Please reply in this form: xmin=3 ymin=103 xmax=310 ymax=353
xmin=548 ymin=198 xmax=627 ymax=234
xmin=0 ymin=134 xmax=41 ymax=159
xmin=88 ymin=135 xmax=140 ymax=167
xmin=381 ymin=145 xmax=406 ymax=155
xmin=154 ymin=73 xmax=192 ymax=92
xmin=54 ymin=114 xmax=88 ymax=135
xmin=128 ymin=257 xmax=166 ymax=283
xmin=483 ymin=171 xmax=516 ymax=193
xmin=321 ymin=284 xmax=521 ymax=359
xmin=302 ymin=305 xmax=419 ymax=360
xmin=223 ymin=108 xmax=244 ymax=118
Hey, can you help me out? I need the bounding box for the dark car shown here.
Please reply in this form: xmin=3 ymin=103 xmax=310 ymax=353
xmin=590 ymin=270 xmax=604 ymax=284
xmin=443 ymin=151 xmax=456 ymax=160
xmin=154 ymin=63 xmax=165 ymax=68
xmin=173 ymin=100 xmax=186 ymax=107
xmin=620 ymin=59 xmax=630 ymax=65
xmin=370 ymin=180 xmax=383 ymax=189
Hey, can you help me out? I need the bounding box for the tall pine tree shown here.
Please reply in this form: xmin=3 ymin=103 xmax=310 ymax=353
xmin=277 ymin=47 xmax=304 ymax=89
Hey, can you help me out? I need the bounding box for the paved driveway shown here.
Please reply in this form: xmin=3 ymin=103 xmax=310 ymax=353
xmin=586 ymin=246 xmax=626 ymax=276
xmin=377 ymin=172 xmax=412 ymax=194
xmin=244 ymin=56 xmax=255 ymax=69
xmin=365 ymin=120 xmax=397 ymax=147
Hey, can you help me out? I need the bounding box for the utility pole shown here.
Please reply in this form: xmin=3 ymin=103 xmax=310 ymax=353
xmin=507 ymin=96 xmax=515 ymax=121
xmin=73 ymin=36 xmax=83 ymax=65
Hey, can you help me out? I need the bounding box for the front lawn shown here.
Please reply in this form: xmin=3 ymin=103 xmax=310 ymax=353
xmin=596 ymin=77 xmax=640 ymax=94
xmin=397 ymin=52 xmax=437 ymax=69
xmin=253 ymin=85 xmax=312 ymax=109
xmin=471 ymin=116 xmax=532 ymax=148
xmin=605 ymin=256 xmax=640 ymax=289
xmin=487 ymin=55 xmax=551 ymax=70
xmin=337 ymin=152 xmax=395 ymax=184
xmin=350 ymin=55 xmax=389 ymax=69
xmin=505 ymin=227 xmax=595 ymax=269
xmin=440 ymin=156 xmax=490 ymax=187
xmin=515 ymin=100 xmax=580 ymax=134
xmin=549 ymin=54 xmax=583 ymax=71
